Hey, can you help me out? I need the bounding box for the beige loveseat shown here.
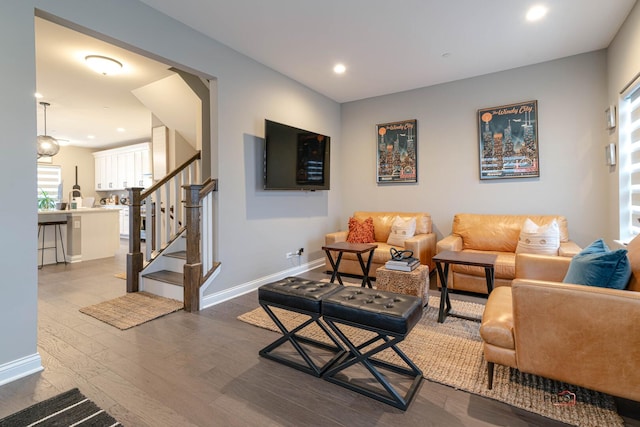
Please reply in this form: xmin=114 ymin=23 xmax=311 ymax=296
xmin=436 ymin=213 xmax=581 ymax=293
xmin=480 ymin=243 xmax=640 ymax=402
xmin=324 ymin=211 xmax=436 ymax=278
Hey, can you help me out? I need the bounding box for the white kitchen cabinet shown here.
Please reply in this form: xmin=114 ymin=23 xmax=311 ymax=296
xmin=118 ymin=151 xmax=135 ymax=189
xmin=134 ymin=149 xmax=151 ymax=187
xmin=93 ymin=143 xmax=152 ymax=191
xmin=120 ymin=208 xmax=129 ymax=237
xmin=94 ymin=155 xmax=107 ymax=190
xmin=108 ymin=155 xmax=117 ymax=189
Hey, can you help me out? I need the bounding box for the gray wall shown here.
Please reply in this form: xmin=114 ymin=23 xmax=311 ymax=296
xmin=2 ymin=0 xmax=638 ymax=386
xmin=340 ymin=51 xmax=609 ymax=247
xmin=0 ymin=2 xmax=41 ymax=383
xmin=0 ymin=0 xmax=341 ymax=382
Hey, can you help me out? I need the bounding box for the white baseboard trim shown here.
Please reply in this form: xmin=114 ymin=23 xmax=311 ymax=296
xmin=67 ymin=254 xmax=82 ymax=263
xmin=0 ymin=353 xmax=43 ymax=386
xmin=200 ymin=258 xmax=325 ymax=310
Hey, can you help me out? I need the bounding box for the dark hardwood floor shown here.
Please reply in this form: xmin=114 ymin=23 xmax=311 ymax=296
xmin=1 ymin=242 xmax=638 ymax=426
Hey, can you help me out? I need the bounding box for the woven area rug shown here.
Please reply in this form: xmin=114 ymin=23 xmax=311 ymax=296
xmin=238 ymin=294 xmax=623 ymax=427
xmin=0 ymin=388 xmax=121 ymax=426
xmin=80 ymin=291 xmax=183 ymax=330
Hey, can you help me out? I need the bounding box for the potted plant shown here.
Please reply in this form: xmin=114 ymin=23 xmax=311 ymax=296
xmin=38 ymin=188 xmax=56 ymax=210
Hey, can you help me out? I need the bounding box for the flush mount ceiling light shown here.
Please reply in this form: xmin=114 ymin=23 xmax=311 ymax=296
xmin=85 ymin=55 xmax=123 ymax=75
xmin=36 ymin=102 xmax=60 ymax=158
xmin=526 ymin=5 xmax=548 ymax=21
xmin=333 ymin=63 xmax=346 ymax=74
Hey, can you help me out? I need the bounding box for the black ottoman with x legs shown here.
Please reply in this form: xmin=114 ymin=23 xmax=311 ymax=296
xmin=258 ymin=277 xmax=345 ymax=377
xmin=321 ymin=287 xmax=423 ymax=410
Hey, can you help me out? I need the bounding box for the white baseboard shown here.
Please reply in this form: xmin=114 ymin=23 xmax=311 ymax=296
xmin=200 ymin=258 xmax=325 ymax=310
xmin=0 ymin=353 xmax=43 ymax=386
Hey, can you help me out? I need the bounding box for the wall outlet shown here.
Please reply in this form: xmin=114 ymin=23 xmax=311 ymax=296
xmin=286 ymin=248 xmax=304 ymax=258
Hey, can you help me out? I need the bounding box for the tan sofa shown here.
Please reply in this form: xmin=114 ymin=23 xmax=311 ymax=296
xmin=480 ymin=240 xmax=640 ymax=402
xmin=325 ymin=211 xmax=436 ymax=278
xmin=436 ymin=213 xmax=581 ymax=294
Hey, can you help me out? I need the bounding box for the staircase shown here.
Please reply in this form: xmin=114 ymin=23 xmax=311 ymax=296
xmin=126 ymin=152 xmax=220 ymax=312
xmin=140 ymin=233 xmax=187 ymax=302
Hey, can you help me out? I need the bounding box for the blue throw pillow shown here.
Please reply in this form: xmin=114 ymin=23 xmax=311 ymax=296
xmin=563 ymin=239 xmax=631 ymax=289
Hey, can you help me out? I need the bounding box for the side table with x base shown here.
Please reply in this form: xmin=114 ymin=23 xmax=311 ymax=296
xmin=322 ymin=242 xmax=378 ymax=288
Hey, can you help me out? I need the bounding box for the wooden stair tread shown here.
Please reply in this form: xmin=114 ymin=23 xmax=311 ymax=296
xmin=165 ymin=250 xmax=187 ymax=259
xmin=143 ymin=270 xmax=183 ymax=286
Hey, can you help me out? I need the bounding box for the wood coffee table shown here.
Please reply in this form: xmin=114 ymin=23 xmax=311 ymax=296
xmin=322 ymin=242 xmax=378 ymax=288
xmin=433 ymin=250 xmax=497 ymax=323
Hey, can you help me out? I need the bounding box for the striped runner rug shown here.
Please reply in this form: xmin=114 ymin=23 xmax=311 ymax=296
xmin=0 ymin=388 xmax=120 ymax=427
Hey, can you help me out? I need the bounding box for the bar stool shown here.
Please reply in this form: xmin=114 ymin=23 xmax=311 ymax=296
xmin=38 ymin=221 xmax=67 ymax=269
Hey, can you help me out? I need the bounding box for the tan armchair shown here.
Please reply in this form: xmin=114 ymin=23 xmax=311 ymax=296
xmin=325 ymin=211 xmax=436 ymax=278
xmin=480 ymin=240 xmax=640 ymax=402
xmin=437 ymin=213 xmax=581 ymax=294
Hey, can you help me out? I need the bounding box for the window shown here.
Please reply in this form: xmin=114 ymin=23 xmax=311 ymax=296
xmin=37 ymin=164 xmax=62 ymax=201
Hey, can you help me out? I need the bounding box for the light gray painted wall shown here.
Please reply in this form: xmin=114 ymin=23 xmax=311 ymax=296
xmin=2 ymin=0 xmax=634 ymax=384
xmin=0 ymin=2 xmax=40 ymax=377
xmin=0 ymin=0 xmax=341 ymax=378
xmin=340 ymin=51 xmax=609 ymax=247
xmin=607 ymin=1 xmax=640 ymax=240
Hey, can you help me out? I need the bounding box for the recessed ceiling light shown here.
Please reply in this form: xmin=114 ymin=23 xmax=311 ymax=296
xmin=87 ymin=135 xmax=95 ymax=139
xmin=85 ymin=55 xmax=123 ymax=75
xmin=333 ymin=63 xmax=346 ymax=74
xmin=116 ymin=127 xmax=125 ymax=132
xmin=526 ymin=5 xmax=548 ymax=21
xmin=34 ymin=92 xmax=43 ymax=99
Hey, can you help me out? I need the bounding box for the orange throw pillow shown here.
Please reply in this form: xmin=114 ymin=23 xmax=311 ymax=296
xmin=346 ymin=217 xmax=375 ymax=243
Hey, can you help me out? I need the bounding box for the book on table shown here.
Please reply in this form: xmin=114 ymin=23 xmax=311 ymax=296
xmin=385 ymin=258 xmax=420 ymax=271
xmin=386 ymin=257 xmax=419 ymax=266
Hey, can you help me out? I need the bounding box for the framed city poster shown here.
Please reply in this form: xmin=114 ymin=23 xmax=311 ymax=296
xmin=376 ymin=119 xmax=417 ymax=183
xmin=478 ymin=100 xmax=539 ymax=180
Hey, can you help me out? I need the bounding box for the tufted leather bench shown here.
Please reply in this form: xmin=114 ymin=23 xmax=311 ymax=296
xmin=321 ymin=287 xmax=423 ymax=410
xmin=258 ymin=277 xmax=344 ymax=376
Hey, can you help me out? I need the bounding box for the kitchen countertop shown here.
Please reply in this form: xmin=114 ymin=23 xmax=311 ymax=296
xmin=38 ymin=207 xmax=120 ymax=265
xmin=38 ymin=207 xmax=122 ymax=214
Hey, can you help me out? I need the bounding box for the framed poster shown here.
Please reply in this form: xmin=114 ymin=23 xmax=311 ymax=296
xmin=376 ymin=119 xmax=417 ymax=184
xmin=478 ymin=100 xmax=539 ymax=180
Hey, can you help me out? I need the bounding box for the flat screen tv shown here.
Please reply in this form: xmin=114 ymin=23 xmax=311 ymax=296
xmin=264 ymin=119 xmax=330 ymax=191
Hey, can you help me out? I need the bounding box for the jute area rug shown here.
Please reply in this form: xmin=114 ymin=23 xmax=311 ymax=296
xmin=80 ymin=291 xmax=183 ymax=330
xmin=0 ymin=388 xmax=121 ymax=426
xmin=238 ymin=293 xmax=623 ymax=427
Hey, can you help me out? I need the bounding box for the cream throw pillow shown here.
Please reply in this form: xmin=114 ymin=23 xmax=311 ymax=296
xmin=386 ymin=216 xmax=417 ymax=247
xmin=516 ymin=218 xmax=560 ymax=255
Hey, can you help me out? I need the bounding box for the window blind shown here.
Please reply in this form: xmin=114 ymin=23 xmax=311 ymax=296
xmin=627 ymin=87 xmax=640 ymax=235
xmin=37 ymin=164 xmax=62 ymax=201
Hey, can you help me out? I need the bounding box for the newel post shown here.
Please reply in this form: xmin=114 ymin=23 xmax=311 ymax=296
xmin=126 ymin=187 xmax=144 ymax=293
xmin=183 ymin=184 xmax=203 ymax=312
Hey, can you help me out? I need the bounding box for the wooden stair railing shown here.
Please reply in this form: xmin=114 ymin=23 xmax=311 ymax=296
xmin=183 ymin=178 xmax=219 ymax=312
xmin=126 ymin=152 xmax=201 ymax=294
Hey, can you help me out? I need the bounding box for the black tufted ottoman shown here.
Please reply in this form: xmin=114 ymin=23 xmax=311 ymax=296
xmin=321 ymin=287 xmax=423 ymax=410
xmin=258 ymin=277 xmax=344 ymax=376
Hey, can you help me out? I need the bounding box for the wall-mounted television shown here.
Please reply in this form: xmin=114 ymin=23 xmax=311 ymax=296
xmin=264 ymin=119 xmax=330 ymax=191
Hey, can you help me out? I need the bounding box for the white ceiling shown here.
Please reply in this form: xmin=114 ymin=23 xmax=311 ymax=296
xmin=139 ymin=0 xmax=637 ymax=103
xmin=36 ymin=1 xmax=637 ymax=148
xmin=35 ymin=18 xmax=174 ymax=149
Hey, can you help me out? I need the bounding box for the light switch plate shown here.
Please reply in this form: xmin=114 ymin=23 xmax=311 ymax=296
xmin=605 ymin=143 xmax=616 ymax=166
xmin=606 ymin=105 xmax=616 ymax=129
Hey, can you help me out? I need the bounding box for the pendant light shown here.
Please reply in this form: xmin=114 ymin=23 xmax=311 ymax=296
xmin=37 ymin=101 xmax=60 ymax=158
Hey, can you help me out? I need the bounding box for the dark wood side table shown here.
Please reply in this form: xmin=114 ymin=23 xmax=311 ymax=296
xmin=433 ymin=250 xmax=497 ymax=323
xmin=322 ymin=242 xmax=378 ymax=288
